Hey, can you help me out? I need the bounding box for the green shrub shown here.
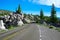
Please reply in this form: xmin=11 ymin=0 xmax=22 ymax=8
xmin=49 ymin=26 xmax=54 ymax=29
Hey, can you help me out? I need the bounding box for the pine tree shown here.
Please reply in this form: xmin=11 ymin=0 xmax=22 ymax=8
xmin=40 ymin=9 xmax=44 ymax=19
xmin=16 ymin=4 xmax=21 ymax=14
xmin=50 ymin=4 xmax=57 ymax=23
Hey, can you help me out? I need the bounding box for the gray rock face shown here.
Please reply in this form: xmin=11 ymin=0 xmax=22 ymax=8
xmin=0 ymin=20 xmax=6 ymax=30
xmin=0 ymin=13 xmax=24 ymax=29
xmin=43 ymin=22 xmax=47 ymax=25
xmin=24 ymin=18 xmax=31 ymax=23
xmin=17 ymin=19 xmax=23 ymax=26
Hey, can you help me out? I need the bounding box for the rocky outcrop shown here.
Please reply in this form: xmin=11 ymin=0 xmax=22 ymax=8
xmin=0 ymin=12 xmax=24 ymax=30
xmin=0 ymin=20 xmax=6 ymax=30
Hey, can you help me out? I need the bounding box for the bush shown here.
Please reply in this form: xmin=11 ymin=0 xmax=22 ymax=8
xmin=8 ymin=25 xmax=14 ymax=29
xmin=49 ymin=26 xmax=54 ymax=29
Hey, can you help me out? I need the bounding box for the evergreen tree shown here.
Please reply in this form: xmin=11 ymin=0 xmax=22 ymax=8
xmin=16 ymin=4 xmax=21 ymax=14
xmin=50 ymin=4 xmax=57 ymax=23
xmin=40 ymin=9 xmax=44 ymax=19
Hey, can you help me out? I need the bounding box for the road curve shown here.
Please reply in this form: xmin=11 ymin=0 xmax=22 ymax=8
xmin=0 ymin=24 xmax=60 ymax=40
xmin=2 ymin=24 xmax=40 ymax=40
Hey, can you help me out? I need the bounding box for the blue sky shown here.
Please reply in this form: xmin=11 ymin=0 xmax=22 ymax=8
xmin=0 ymin=0 xmax=60 ymax=17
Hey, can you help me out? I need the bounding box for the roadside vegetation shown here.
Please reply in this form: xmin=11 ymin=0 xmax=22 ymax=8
xmin=35 ymin=4 xmax=60 ymax=32
xmin=0 ymin=10 xmax=11 ymax=16
xmin=55 ymin=28 xmax=60 ymax=32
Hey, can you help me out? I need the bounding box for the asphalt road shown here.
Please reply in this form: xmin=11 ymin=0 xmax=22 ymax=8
xmin=0 ymin=24 xmax=60 ymax=40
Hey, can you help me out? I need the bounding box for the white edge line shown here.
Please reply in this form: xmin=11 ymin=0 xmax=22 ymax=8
xmin=37 ymin=25 xmax=42 ymax=40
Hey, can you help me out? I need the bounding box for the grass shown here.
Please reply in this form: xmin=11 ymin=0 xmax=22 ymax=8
xmin=0 ymin=30 xmax=7 ymax=34
xmin=38 ymin=23 xmax=60 ymax=32
xmin=8 ymin=25 xmax=18 ymax=30
xmin=0 ymin=25 xmax=17 ymax=34
xmin=48 ymin=25 xmax=60 ymax=32
xmin=8 ymin=26 xmax=14 ymax=30
xmin=55 ymin=28 xmax=60 ymax=32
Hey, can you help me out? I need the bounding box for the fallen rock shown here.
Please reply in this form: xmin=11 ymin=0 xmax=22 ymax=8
xmin=17 ymin=19 xmax=23 ymax=26
xmin=0 ymin=20 xmax=7 ymax=30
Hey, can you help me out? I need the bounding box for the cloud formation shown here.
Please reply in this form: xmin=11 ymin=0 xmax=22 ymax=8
xmin=28 ymin=0 xmax=60 ymax=8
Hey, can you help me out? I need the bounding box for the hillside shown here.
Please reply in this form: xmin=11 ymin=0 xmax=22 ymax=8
xmin=0 ymin=10 xmax=12 ymax=16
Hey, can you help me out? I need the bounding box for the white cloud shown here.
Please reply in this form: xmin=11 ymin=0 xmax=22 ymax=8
xmin=32 ymin=0 xmax=60 ymax=8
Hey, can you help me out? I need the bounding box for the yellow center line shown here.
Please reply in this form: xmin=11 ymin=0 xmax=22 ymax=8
xmin=3 ymin=29 xmax=26 ymax=40
xmin=3 ymin=32 xmax=19 ymax=40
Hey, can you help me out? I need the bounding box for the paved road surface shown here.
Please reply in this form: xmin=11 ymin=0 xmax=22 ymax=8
xmin=38 ymin=24 xmax=60 ymax=40
xmin=0 ymin=24 xmax=60 ymax=40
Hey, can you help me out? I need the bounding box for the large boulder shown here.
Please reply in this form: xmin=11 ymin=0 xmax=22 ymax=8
xmin=24 ymin=18 xmax=31 ymax=23
xmin=17 ymin=19 xmax=23 ymax=26
xmin=0 ymin=20 xmax=7 ymax=30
